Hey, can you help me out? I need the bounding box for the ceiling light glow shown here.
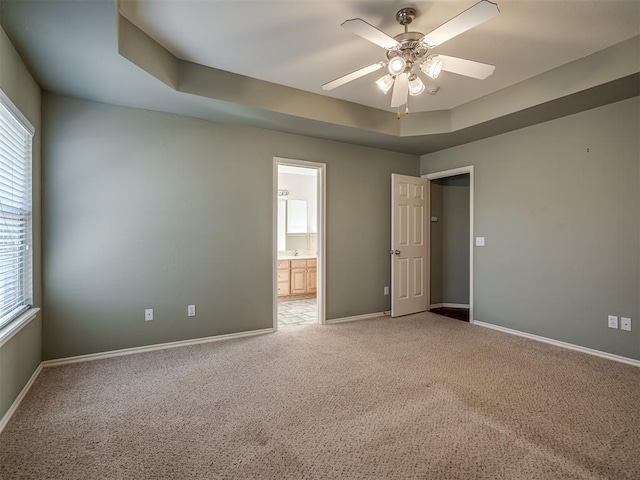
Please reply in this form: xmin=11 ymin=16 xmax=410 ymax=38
xmin=408 ymin=74 xmax=425 ymax=96
xmin=421 ymin=56 xmax=443 ymax=79
xmin=388 ymin=56 xmax=407 ymax=76
xmin=375 ymin=74 xmax=395 ymax=94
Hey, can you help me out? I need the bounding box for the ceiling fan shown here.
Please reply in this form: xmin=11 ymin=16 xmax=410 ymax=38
xmin=322 ymin=1 xmax=500 ymax=113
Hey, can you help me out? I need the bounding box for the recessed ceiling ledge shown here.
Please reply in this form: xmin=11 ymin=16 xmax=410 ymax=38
xmin=116 ymin=9 xmax=400 ymax=137
xmin=117 ymin=14 xmax=178 ymax=90
xmin=116 ymin=6 xmax=639 ymax=147
xmin=449 ymin=35 xmax=640 ymax=132
xmin=176 ymin=60 xmax=399 ymax=136
xmin=401 ymin=35 xmax=640 ymax=137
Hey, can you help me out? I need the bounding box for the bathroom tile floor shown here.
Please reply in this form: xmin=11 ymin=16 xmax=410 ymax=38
xmin=278 ymin=298 xmax=318 ymax=326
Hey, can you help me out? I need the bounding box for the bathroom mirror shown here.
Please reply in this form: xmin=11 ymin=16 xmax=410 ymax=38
xmin=277 ymin=199 xmax=287 ymax=251
xmin=287 ymin=199 xmax=307 ymax=234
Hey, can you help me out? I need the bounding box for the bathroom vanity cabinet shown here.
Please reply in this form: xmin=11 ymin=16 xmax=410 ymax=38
xmin=277 ymin=258 xmax=317 ymax=297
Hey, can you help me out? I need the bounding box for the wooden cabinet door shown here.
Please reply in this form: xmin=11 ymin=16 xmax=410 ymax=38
xmin=307 ymin=267 xmax=317 ymax=293
xmin=290 ymin=268 xmax=307 ymax=295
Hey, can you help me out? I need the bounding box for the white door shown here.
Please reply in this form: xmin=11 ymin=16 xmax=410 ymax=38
xmin=391 ymin=174 xmax=429 ymax=317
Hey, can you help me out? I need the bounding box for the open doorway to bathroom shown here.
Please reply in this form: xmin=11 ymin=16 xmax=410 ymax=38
xmin=274 ymin=158 xmax=325 ymax=328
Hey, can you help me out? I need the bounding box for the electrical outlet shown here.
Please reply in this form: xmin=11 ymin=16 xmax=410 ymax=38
xmin=187 ymin=304 xmax=196 ymax=317
xmin=384 ymin=286 xmax=389 ymax=295
xmin=621 ymin=317 xmax=631 ymax=331
xmin=145 ymin=308 xmax=153 ymax=321
xmin=607 ymin=315 xmax=618 ymax=329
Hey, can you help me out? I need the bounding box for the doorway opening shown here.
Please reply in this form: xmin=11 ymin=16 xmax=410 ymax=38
xmin=274 ymin=159 xmax=325 ymax=329
xmin=425 ymin=167 xmax=474 ymax=323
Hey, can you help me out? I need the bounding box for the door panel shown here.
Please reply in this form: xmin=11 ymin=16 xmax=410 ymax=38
xmin=392 ymin=174 xmax=429 ymax=317
xmin=412 ymin=257 xmax=424 ymax=297
xmin=398 ymin=257 xmax=409 ymax=300
xmin=413 ymin=204 xmax=424 ymax=244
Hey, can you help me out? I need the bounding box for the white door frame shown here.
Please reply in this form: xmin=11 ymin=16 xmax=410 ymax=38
xmin=273 ymin=157 xmax=326 ymax=330
xmin=423 ymin=166 xmax=474 ymax=324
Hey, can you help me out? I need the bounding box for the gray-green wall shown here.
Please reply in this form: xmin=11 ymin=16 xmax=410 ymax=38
xmin=421 ymin=97 xmax=640 ymax=360
xmin=42 ymin=93 xmax=418 ymax=360
xmin=0 ymin=24 xmax=42 ymax=420
xmin=430 ymin=175 xmax=470 ymax=306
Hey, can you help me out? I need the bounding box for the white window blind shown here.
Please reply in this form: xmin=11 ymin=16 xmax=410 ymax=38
xmin=0 ymin=91 xmax=33 ymax=329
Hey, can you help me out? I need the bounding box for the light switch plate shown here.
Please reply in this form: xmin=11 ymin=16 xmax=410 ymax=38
xmin=621 ymin=317 xmax=631 ymax=331
xmin=608 ymin=315 xmax=618 ymax=329
xmin=475 ymin=237 xmax=485 ymax=247
xmin=188 ymin=305 xmax=196 ymax=317
xmin=145 ymin=308 xmax=153 ymax=321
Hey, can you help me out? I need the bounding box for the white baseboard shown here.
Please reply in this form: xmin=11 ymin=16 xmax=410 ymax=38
xmin=0 ymin=363 xmax=43 ymax=434
xmin=430 ymin=303 xmax=470 ymax=310
xmin=326 ymin=312 xmax=387 ymax=324
xmin=42 ymin=328 xmax=275 ymax=367
xmin=473 ymin=320 xmax=640 ymax=367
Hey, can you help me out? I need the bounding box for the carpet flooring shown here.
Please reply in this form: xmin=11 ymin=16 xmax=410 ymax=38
xmin=1 ymin=312 xmax=639 ymax=479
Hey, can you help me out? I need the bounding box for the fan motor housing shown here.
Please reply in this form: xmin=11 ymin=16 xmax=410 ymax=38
xmin=387 ymin=32 xmax=429 ymax=64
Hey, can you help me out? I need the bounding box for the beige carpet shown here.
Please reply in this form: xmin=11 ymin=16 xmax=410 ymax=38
xmin=1 ymin=313 xmax=639 ymax=479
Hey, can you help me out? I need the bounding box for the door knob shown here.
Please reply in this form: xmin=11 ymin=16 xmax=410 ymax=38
xmin=394 ymin=250 xmax=400 ymax=255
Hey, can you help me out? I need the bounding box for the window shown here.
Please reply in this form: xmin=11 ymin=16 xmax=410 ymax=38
xmin=0 ymin=91 xmax=33 ymax=329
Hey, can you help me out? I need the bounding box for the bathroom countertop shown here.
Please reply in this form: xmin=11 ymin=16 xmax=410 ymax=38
xmin=278 ymin=255 xmax=317 ymax=260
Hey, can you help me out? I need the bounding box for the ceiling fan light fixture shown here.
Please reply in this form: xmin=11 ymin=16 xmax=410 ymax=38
xmin=408 ymin=74 xmax=425 ymax=96
xmin=421 ymin=56 xmax=443 ymax=79
xmin=375 ymin=74 xmax=395 ymax=94
xmin=388 ymin=56 xmax=407 ymax=76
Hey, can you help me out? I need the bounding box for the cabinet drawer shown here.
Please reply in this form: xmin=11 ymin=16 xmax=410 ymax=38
xmin=277 ymin=269 xmax=290 ymax=282
xmin=307 ymin=258 xmax=317 ymax=268
xmin=277 ymin=260 xmax=290 ymax=269
xmin=277 ymin=282 xmax=290 ymax=296
xmin=291 ymin=259 xmax=307 ymax=269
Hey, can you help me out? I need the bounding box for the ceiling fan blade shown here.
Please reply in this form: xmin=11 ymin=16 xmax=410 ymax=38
xmin=322 ymin=63 xmax=384 ymax=91
xmin=438 ymin=55 xmax=495 ymax=79
xmin=342 ymin=18 xmax=400 ymax=49
xmin=421 ymin=0 xmax=499 ymax=48
xmin=390 ymin=73 xmax=408 ymax=108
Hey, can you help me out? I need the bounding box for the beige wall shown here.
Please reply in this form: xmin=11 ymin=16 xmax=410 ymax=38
xmin=0 ymin=25 xmax=42 ymax=420
xmin=422 ymin=97 xmax=640 ymax=360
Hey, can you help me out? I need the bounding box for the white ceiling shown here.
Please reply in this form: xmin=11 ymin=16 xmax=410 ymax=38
xmin=121 ymin=0 xmax=640 ymax=113
xmin=1 ymin=1 xmax=638 ymax=154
